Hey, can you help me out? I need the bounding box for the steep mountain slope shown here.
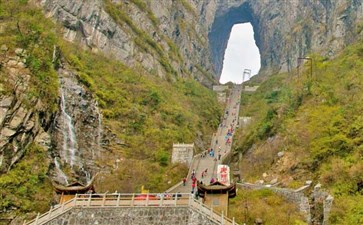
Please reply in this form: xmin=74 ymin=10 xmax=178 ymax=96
xmin=0 ymin=1 xmax=221 ymax=222
xmin=36 ymin=0 xmax=362 ymax=78
xmin=0 ymin=0 xmax=362 ymax=223
xmin=209 ymin=0 xmax=363 ymax=76
xmin=36 ymin=0 xmax=216 ymax=85
xmin=233 ymin=38 xmax=363 ymax=224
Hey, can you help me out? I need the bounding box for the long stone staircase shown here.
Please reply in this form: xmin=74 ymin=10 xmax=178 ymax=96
xmin=25 ymin=85 xmax=242 ymax=225
xmin=170 ymin=85 xmax=242 ymax=193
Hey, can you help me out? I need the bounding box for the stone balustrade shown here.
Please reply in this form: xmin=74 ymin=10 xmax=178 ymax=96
xmin=25 ymin=193 xmax=238 ymax=225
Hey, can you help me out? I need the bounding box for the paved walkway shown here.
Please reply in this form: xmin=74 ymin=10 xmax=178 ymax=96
xmin=173 ymin=85 xmax=242 ymax=193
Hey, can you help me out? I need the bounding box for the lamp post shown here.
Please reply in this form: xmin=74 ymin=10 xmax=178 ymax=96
xmin=298 ymin=57 xmax=312 ymax=79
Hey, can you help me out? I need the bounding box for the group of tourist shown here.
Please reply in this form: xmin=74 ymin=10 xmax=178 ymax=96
xmin=179 ymin=86 xmax=241 ymax=197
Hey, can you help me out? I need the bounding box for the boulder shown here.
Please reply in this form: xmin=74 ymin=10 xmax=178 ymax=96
xmin=0 ymin=96 xmax=13 ymax=108
xmin=1 ymin=127 xmax=16 ymax=137
xmin=9 ymin=107 xmax=27 ymax=129
xmin=270 ymin=178 xmax=278 ymax=185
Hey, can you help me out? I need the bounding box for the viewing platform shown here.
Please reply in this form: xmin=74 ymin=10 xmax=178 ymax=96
xmin=25 ymin=193 xmax=238 ymax=225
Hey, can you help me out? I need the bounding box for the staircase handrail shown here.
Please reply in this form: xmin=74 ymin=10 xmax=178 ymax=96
xmin=26 ymin=193 xmax=191 ymax=225
xmin=189 ymin=198 xmax=237 ymax=225
xmin=26 ymin=192 xmax=238 ymax=225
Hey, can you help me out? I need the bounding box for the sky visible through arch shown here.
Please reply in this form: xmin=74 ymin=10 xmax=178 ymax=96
xmin=219 ymin=23 xmax=261 ymax=84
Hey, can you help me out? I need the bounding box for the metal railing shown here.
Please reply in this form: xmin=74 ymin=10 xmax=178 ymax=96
xmin=25 ymin=193 xmax=238 ymax=225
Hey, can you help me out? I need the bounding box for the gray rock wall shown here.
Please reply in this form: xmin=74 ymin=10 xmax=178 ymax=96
xmin=44 ymin=206 xmax=219 ymax=225
xmin=0 ymin=47 xmax=53 ymax=173
xmin=35 ymin=0 xmax=216 ymax=86
xmin=50 ymin=67 xmax=103 ymax=185
xmin=33 ymin=0 xmax=362 ymax=81
xmin=207 ymin=0 xmax=363 ymax=76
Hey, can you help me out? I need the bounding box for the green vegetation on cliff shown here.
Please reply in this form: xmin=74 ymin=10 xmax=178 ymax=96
xmin=230 ymin=189 xmax=306 ymax=225
xmin=104 ymin=0 xmax=178 ymax=77
xmin=234 ymin=39 xmax=363 ymax=224
xmin=0 ymin=0 xmax=222 ymax=221
xmin=62 ymin=43 xmax=222 ymax=191
xmin=0 ymin=144 xmax=52 ymax=220
xmin=0 ymin=1 xmax=59 ymax=221
xmin=0 ymin=0 xmax=59 ymax=112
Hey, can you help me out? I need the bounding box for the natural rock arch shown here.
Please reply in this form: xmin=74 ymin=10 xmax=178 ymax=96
xmin=208 ymin=2 xmax=260 ymax=77
xmin=206 ymin=0 xmax=362 ymax=79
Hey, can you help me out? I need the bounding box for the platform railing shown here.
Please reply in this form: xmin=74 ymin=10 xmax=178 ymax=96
xmin=25 ymin=193 xmax=237 ymax=225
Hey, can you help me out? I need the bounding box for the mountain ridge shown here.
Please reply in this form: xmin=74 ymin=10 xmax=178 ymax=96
xmin=0 ymin=0 xmax=362 ymax=223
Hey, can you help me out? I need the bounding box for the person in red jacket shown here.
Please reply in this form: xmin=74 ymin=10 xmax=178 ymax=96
xmin=192 ymin=176 xmax=197 ymax=184
xmin=191 ymin=182 xmax=196 ymax=193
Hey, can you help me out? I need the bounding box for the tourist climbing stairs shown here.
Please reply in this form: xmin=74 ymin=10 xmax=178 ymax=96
xmin=170 ymin=85 xmax=242 ymax=193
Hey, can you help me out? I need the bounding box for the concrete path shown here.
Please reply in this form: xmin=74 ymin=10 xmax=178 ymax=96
xmin=173 ymin=85 xmax=242 ymax=193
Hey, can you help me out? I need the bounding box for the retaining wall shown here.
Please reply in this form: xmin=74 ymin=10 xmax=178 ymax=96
xmin=44 ymin=206 xmax=219 ymax=225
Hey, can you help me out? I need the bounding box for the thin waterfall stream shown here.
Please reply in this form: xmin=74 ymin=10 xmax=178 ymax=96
xmin=95 ymin=103 xmax=103 ymax=159
xmin=60 ymin=89 xmax=78 ymax=167
xmin=53 ymin=69 xmax=104 ymax=185
xmin=54 ymin=157 xmax=69 ymax=185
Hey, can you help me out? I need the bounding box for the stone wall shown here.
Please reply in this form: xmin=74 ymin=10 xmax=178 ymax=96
xmin=212 ymin=85 xmax=228 ymax=103
xmin=204 ymin=193 xmax=229 ymax=217
xmin=172 ymin=143 xmax=194 ymax=167
xmin=44 ymin=206 xmax=219 ymax=225
xmin=238 ymin=117 xmax=252 ymax=128
xmin=212 ymin=85 xmax=229 ymax=92
xmin=312 ymin=183 xmax=334 ymax=225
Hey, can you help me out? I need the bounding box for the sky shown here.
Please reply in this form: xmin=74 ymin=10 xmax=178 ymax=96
xmin=219 ymin=23 xmax=261 ymax=84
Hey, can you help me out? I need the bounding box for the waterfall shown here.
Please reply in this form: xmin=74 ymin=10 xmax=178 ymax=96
xmin=54 ymin=157 xmax=69 ymax=185
xmin=60 ymin=89 xmax=78 ymax=167
xmin=80 ymin=167 xmax=91 ymax=183
xmin=56 ymin=70 xmax=103 ymax=184
xmin=95 ymin=102 xmax=103 ymax=158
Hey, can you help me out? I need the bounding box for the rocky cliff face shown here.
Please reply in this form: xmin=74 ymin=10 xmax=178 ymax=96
xmin=36 ymin=0 xmax=362 ymax=80
xmin=0 ymin=47 xmax=53 ymax=173
xmin=35 ymin=0 xmax=216 ymax=86
xmin=2 ymin=0 xmax=358 ymax=184
xmin=26 ymin=0 xmax=362 ymax=186
xmin=0 ymin=0 xmax=362 ymax=221
xmin=50 ymin=67 xmax=103 ymax=185
xmin=0 ymin=46 xmax=102 ymax=185
xmin=207 ymin=0 xmax=363 ymax=76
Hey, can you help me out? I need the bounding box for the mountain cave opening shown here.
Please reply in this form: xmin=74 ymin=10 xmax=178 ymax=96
xmin=219 ymin=23 xmax=260 ymax=84
xmin=209 ymin=3 xmax=261 ymax=84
